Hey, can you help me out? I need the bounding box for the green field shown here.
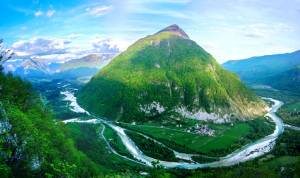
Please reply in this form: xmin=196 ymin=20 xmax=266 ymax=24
xmin=125 ymin=130 xmax=177 ymax=161
xmin=278 ymin=101 xmax=300 ymax=126
xmin=119 ymin=118 xmax=274 ymax=156
xmin=282 ymin=101 xmax=300 ymax=112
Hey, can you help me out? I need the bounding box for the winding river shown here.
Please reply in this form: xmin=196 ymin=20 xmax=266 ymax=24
xmin=62 ymin=91 xmax=286 ymax=169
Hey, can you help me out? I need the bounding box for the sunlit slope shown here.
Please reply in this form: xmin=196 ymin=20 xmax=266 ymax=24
xmin=78 ymin=25 xmax=265 ymax=122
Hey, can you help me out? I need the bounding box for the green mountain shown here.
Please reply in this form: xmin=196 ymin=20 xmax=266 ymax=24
xmin=223 ymin=50 xmax=300 ymax=83
xmin=78 ymin=25 xmax=265 ymax=122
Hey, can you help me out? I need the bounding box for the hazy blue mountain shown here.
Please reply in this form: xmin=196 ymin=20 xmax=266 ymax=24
xmin=223 ymin=50 xmax=300 ymax=83
xmin=3 ymin=53 xmax=116 ymax=81
xmin=59 ymin=54 xmax=114 ymax=71
xmin=266 ymin=66 xmax=300 ymax=92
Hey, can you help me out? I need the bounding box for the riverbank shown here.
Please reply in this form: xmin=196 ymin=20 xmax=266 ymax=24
xmin=61 ymin=90 xmax=285 ymax=169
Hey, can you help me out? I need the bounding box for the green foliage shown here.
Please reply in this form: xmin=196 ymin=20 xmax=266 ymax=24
xmin=272 ymin=129 xmax=300 ymax=156
xmin=278 ymin=101 xmax=300 ymax=127
xmin=186 ymin=129 xmax=300 ymax=178
xmin=0 ymin=71 xmax=102 ymax=177
xmin=78 ymin=29 xmax=264 ymax=123
xmin=126 ymin=130 xmax=177 ymax=161
xmin=66 ymin=123 xmax=145 ymax=173
xmin=0 ymin=163 xmax=11 ymax=178
xmin=121 ymin=119 xmax=274 ymax=157
xmin=149 ymin=167 xmax=174 ymax=178
xmin=267 ymin=66 xmax=300 ymax=93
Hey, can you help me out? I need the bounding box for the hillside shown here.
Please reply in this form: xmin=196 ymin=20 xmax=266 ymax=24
xmin=0 ymin=68 xmax=106 ymax=177
xmin=78 ymin=24 xmax=266 ymax=123
xmin=223 ymin=50 xmax=300 ymax=83
xmin=267 ymin=66 xmax=300 ymax=92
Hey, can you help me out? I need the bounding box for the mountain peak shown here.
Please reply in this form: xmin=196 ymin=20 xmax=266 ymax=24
xmin=156 ymin=24 xmax=189 ymax=39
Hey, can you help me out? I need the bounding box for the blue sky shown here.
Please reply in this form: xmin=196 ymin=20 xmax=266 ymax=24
xmin=1 ymin=0 xmax=300 ymax=63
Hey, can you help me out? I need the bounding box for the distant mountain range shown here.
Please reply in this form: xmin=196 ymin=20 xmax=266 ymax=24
xmin=223 ymin=50 xmax=300 ymax=93
xmin=59 ymin=54 xmax=114 ymax=71
xmin=3 ymin=53 xmax=117 ymax=82
xmin=267 ymin=65 xmax=300 ymax=93
xmin=78 ymin=24 xmax=266 ymax=123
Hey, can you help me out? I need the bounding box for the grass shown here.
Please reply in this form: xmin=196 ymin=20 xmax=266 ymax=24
xmin=282 ymin=101 xmax=300 ymax=112
xmin=120 ymin=122 xmax=253 ymax=156
xmin=278 ymin=101 xmax=300 ymax=127
xmin=120 ymin=118 xmax=274 ymax=157
xmin=263 ymin=156 xmax=300 ymax=167
xmin=125 ymin=130 xmax=177 ymax=162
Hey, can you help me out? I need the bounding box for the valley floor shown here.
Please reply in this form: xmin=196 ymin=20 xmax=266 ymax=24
xmin=33 ymin=80 xmax=300 ymax=177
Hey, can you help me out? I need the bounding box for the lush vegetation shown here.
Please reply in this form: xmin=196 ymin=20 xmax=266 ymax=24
xmin=183 ymin=156 xmax=300 ymax=178
xmin=0 ymin=69 xmax=105 ymax=177
xmin=273 ymin=128 xmax=300 ymax=156
xmin=121 ymin=118 xmax=274 ymax=157
xmin=278 ymin=101 xmax=300 ymax=127
xmin=125 ymin=130 xmax=177 ymax=161
xmin=0 ymin=41 xmax=143 ymax=177
xmin=1 ymin=30 xmax=299 ymax=178
xmin=266 ymin=66 xmax=300 ymax=93
xmin=183 ymin=129 xmax=300 ymax=178
xmin=66 ymin=123 xmax=146 ymax=174
xmin=78 ymin=26 xmax=265 ymax=123
xmin=31 ymin=79 xmax=86 ymax=120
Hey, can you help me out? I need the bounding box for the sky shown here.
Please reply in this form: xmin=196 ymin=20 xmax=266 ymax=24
xmin=0 ymin=0 xmax=300 ymax=63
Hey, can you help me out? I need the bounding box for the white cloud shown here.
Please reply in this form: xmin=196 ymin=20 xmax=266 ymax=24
xmin=12 ymin=38 xmax=70 ymax=57
xmin=86 ymin=5 xmax=112 ymax=16
xmin=34 ymin=9 xmax=55 ymax=17
xmin=10 ymin=36 xmax=122 ymax=63
xmin=46 ymin=9 xmax=56 ymax=17
xmin=91 ymin=38 xmax=120 ymax=54
xmin=34 ymin=10 xmax=43 ymax=17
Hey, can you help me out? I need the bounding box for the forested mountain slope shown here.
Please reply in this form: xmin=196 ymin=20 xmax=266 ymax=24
xmin=78 ymin=25 xmax=266 ymax=123
xmin=0 ymin=68 xmax=107 ymax=177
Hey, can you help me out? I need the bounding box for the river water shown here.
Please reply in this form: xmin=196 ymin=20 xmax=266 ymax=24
xmin=62 ymin=91 xmax=286 ymax=169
